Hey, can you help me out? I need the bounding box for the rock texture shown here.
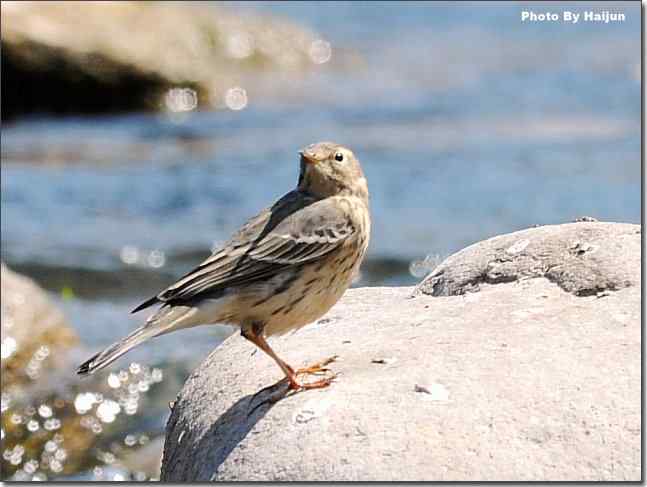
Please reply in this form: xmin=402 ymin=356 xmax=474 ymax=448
xmin=161 ymin=222 xmax=640 ymax=481
xmin=417 ymin=221 xmax=639 ymax=297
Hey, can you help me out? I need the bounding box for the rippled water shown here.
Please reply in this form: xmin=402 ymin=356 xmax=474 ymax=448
xmin=0 ymin=1 xmax=641 ymax=480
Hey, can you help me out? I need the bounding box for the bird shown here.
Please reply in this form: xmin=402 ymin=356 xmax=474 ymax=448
xmin=77 ymin=142 xmax=371 ymax=391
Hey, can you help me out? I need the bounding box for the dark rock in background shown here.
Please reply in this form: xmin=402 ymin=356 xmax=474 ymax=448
xmin=1 ymin=1 xmax=356 ymax=120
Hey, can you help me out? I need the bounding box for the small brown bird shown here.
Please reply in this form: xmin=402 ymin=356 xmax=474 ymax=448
xmin=77 ymin=142 xmax=371 ymax=390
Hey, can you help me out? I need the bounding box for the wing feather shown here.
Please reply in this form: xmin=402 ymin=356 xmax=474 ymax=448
xmin=132 ymin=191 xmax=355 ymax=311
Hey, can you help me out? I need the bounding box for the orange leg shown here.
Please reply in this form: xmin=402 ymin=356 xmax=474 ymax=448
xmin=242 ymin=325 xmax=337 ymax=391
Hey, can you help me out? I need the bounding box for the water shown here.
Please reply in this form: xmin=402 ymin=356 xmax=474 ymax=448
xmin=0 ymin=1 xmax=640 ymax=480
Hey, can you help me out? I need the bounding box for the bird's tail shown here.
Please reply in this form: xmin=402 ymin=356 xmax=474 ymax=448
xmin=76 ymin=304 xmax=199 ymax=376
xmin=76 ymin=325 xmax=158 ymax=375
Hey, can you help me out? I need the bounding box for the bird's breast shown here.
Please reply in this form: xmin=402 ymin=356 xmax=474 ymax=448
xmin=255 ymin=233 xmax=368 ymax=337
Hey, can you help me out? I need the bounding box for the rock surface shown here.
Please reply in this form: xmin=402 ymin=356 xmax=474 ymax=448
xmin=161 ymin=222 xmax=640 ymax=481
xmin=417 ymin=221 xmax=639 ymax=297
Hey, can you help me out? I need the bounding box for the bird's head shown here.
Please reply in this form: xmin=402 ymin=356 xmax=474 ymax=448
xmin=297 ymin=142 xmax=368 ymax=201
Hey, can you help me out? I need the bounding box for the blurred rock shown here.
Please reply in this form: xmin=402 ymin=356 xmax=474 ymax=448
xmin=1 ymin=262 xmax=78 ymax=385
xmin=1 ymin=1 xmax=354 ymax=119
xmin=161 ymin=221 xmax=640 ymax=481
xmin=1 ymin=262 xmax=93 ymax=479
xmin=0 ymin=263 xmax=167 ymax=480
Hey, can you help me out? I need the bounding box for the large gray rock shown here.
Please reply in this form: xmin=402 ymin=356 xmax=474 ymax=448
xmin=417 ymin=221 xmax=639 ymax=297
xmin=161 ymin=222 xmax=640 ymax=481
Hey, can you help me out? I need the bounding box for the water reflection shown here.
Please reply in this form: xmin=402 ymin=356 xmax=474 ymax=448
xmin=2 ymin=353 xmax=165 ymax=481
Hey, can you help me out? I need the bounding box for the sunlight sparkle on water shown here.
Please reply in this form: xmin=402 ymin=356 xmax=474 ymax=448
xmin=1 ymin=336 xmax=17 ymax=359
xmin=44 ymin=440 xmax=57 ymax=453
xmin=96 ymin=400 xmax=121 ymax=423
xmin=38 ymin=404 xmax=53 ymax=418
xmin=309 ymin=39 xmax=332 ymax=64
xmin=164 ymin=88 xmax=198 ymax=113
xmin=147 ymin=250 xmax=166 ymax=268
xmin=225 ymin=86 xmax=248 ymax=110
xmin=74 ymin=392 xmax=98 ymax=414
xmin=43 ymin=418 xmax=61 ymax=431
xmin=107 ymin=373 xmax=121 ymax=389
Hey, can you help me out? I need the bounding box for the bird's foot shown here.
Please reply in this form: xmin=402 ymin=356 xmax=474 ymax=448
xmin=295 ymin=355 xmax=338 ymax=376
xmin=288 ymin=355 xmax=339 ymax=390
xmin=288 ymin=374 xmax=337 ymax=391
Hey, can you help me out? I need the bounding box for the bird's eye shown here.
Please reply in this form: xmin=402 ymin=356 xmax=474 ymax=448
xmin=334 ymin=152 xmax=344 ymax=162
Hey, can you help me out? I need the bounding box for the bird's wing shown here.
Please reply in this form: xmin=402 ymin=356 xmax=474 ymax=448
xmin=132 ymin=192 xmax=355 ymax=311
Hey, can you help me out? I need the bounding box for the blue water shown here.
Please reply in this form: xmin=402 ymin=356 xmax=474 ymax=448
xmin=0 ymin=2 xmax=640 ymax=478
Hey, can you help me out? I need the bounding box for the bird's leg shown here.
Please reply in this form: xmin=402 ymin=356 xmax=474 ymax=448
xmin=241 ymin=323 xmax=336 ymax=391
xmin=241 ymin=322 xmax=298 ymax=388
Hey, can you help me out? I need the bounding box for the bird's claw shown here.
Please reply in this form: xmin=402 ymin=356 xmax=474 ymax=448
xmin=289 ymin=373 xmax=338 ymax=391
xmin=289 ymin=355 xmax=339 ymax=390
xmin=294 ymin=355 xmax=338 ymax=376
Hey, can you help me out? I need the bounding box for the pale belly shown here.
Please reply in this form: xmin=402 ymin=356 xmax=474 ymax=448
xmin=221 ymin=238 xmax=367 ymax=337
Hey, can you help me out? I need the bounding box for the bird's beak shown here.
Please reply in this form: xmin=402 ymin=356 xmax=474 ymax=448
xmin=299 ymin=151 xmax=317 ymax=164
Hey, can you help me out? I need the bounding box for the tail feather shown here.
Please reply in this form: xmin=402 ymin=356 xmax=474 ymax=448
xmin=77 ymin=302 xmax=212 ymax=376
xmin=131 ymin=296 xmax=160 ymax=314
xmin=76 ymin=325 xmax=157 ymax=375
